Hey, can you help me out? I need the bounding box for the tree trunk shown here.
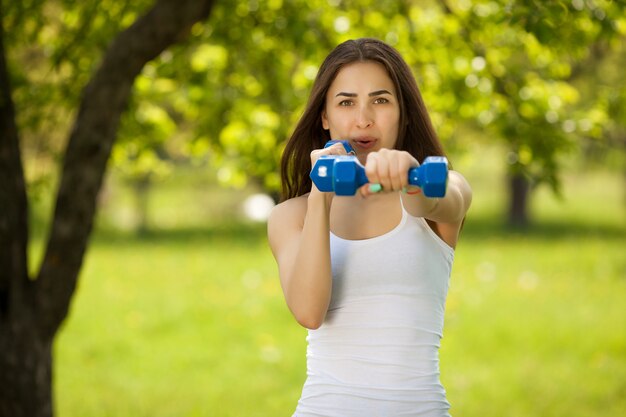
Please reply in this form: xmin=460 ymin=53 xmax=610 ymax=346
xmin=0 ymin=324 xmax=53 ymax=417
xmin=0 ymin=1 xmax=215 ymax=415
xmin=1 ymin=1 xmax=43 ymax=413
xmin=133 ymin=175 xmax=152 ymax=235
xmin=508 ymin=172 xmax=530 ymax=228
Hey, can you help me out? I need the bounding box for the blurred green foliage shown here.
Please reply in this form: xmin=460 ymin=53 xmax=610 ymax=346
xmin=5 ymin=0 xmax=625 ymax=205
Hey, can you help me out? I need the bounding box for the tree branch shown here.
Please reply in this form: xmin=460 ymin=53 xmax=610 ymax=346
xmin=35 ymin=0 xmax=215 ymax=339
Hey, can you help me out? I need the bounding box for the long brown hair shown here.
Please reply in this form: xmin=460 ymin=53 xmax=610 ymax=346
xmin=280 ymin=38 xmax=446 ymax=201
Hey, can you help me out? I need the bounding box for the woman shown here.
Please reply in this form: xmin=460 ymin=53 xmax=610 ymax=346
xmin=267 ymin=38 xmax=472 ymax=416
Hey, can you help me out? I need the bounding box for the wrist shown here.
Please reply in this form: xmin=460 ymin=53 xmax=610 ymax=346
xmin=308 ymin=186 xmax=333 ymax=211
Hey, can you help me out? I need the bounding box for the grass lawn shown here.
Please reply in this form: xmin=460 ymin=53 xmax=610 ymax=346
xmin=52 ymin=151 xmax=625 ymax=416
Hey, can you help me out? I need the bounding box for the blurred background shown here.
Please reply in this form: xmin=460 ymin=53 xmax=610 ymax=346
xmin=3 ymin=0 xmax=624 ymax=416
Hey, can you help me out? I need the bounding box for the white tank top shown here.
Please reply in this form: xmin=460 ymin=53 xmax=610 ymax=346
xmin=293 ymin=201 xmax=454 ymax=417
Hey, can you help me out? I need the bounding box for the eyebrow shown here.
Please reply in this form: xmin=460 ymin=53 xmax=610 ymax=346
xmin=369 ymin=89 xmax=392 ymax=96
xmin=335 ymin=89 xmax=393 ymax=98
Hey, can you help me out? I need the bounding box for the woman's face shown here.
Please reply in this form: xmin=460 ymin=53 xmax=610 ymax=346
xmin=322 ymin=61 xmax=400 ymax=162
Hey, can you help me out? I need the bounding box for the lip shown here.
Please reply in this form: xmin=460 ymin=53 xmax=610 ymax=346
xmin=351 ymin=137 xmax=378 ymax=150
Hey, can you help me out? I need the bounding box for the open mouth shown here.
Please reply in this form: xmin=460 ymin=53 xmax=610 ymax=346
xmin=352 ymin=137 xmax=377 ymax=150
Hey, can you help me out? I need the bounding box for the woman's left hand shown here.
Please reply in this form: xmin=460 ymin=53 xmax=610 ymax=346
xmin=359 ymin=149 xmax=420 ymax=197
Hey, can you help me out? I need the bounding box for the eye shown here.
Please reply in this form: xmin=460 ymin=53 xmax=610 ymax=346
xmin=338 ymin=100 xmax=354 ymax=107
xmin=373 ymin=97 xmax=389 ymax=104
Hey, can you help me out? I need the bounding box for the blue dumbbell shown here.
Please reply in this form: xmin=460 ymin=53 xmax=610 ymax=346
xmin=310 ymin=141 xmax=448 ymax=197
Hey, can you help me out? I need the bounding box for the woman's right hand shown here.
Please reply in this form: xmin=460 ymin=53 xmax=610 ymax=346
xmin=310 ymin=141 xmax=351 ymax=201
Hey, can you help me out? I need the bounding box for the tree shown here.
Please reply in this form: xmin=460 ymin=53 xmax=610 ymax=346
xmin=131 ymin=0 xmax=624 ymax=226
xmin=2 ymin=1 xmax=624 ymax=414
xmin=0 ymin=0 xmax=215 ymax=415
xmin=11 ymin=1 xmax=622 ymax=234
xmin=433 ymin=0 xmax=625 ymax=226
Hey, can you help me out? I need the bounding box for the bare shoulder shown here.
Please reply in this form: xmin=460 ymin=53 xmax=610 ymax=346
xmin=268 ymin=194 xmax=309 ymax=228
xmin=267 ymin=194 xmax=309 ymax=254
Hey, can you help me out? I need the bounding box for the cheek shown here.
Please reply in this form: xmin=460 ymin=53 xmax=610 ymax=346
xmin=327 ymin=111 xmax=351 ymax=131
xmin=382 ymin=111 xmax=401 ymax=144
xmin=382 ymin=109 xmax=400 ymax=130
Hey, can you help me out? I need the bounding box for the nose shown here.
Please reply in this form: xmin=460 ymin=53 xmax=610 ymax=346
xmin=355 ymin=105 xmax=373 ymax=129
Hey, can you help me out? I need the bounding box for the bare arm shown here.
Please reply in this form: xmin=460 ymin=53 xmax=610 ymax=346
xmin=267 ymin=191 xmax=333 ymax=329
xmin=403 ymin=171 xmax=472 ymax=248
xmin=400 ymin=170 xmax=471 ymax=221
xmin=361 ymin=149 xmax=472 ymax=248
xmin=267 ymin=142 xmax=349 ymax=329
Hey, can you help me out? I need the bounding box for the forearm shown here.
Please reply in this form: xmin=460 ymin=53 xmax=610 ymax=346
xmin=409 ymin=171 xmax=471 ymax=223
xmin=283 ymin=190 xmax=333 ymax=329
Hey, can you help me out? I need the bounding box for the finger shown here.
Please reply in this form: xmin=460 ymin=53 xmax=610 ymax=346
xmin=397 ymin=151 xmax=421 ymax=190
xmin=365 ymin=149 xmax=391 ymax=191
xmin=365 ymin=152 xmax=380 ymax=186
xmin=358 ymin=182 xmax=382 ymax=198
xmin=317 ymin=143 xmax=347 ymax=156
xmin=372 ymin=153 xmax=393 ymax=191
xmin=329 ymin=142 xmax=349 ymax=155
xmin=310 ymin=142 xmax=348 ymax=165
xmin=388 ymin=152 xmax=404 ymax=191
